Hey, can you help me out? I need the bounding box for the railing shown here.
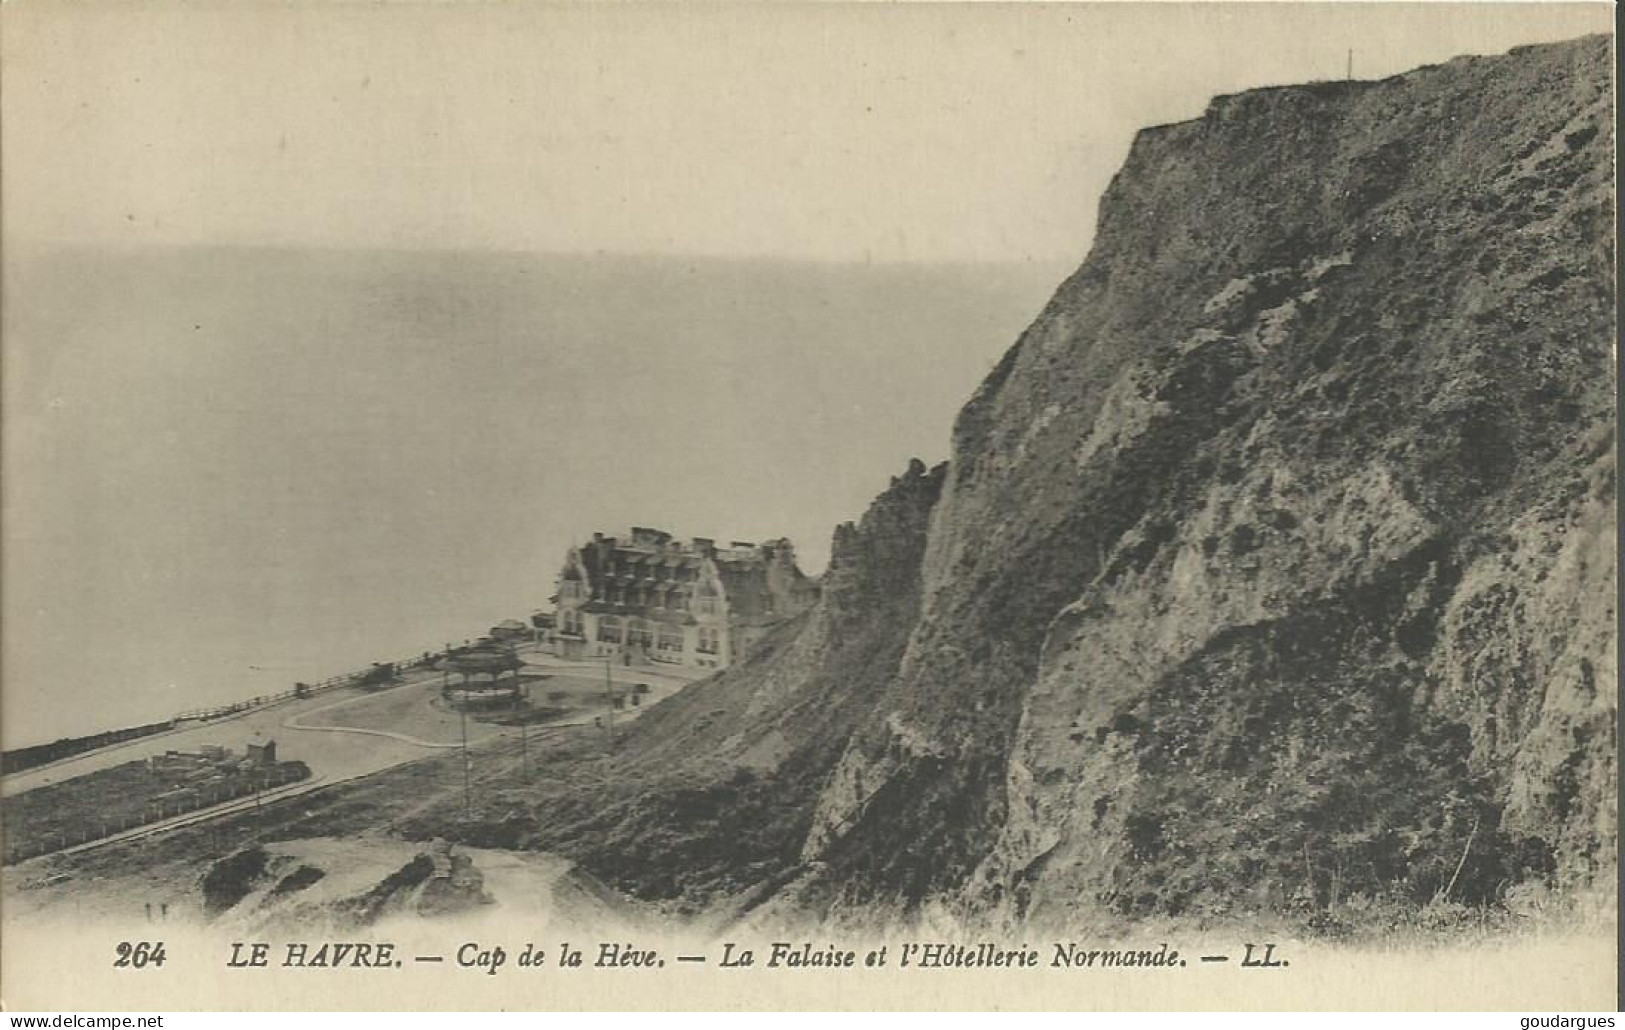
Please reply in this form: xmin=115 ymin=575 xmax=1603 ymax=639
xmin=1 ymin=721 xmax=176 ymax=775
xmin=2 ymin=764 xmax=311 ymax=865
xmin=171 ymin=648 xmax=455 ymax=724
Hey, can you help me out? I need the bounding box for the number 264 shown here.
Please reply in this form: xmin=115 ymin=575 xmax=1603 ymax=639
xmin=114 ymin=941 xmax=167 ymax=968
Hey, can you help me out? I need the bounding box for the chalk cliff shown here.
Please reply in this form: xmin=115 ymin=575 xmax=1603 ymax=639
xmin=541 ymin=34 xmax=1616 ymax=926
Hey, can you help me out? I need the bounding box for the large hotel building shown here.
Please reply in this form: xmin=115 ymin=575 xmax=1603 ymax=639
xmin=549 ymin=527 xmax=817 ymax=669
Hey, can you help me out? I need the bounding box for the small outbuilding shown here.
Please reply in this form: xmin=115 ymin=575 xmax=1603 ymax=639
xmin=245 ymin=740 xmax=278 ymax=767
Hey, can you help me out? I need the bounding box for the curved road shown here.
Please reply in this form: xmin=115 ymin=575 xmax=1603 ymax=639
xmin=8 ymin=650 xmax=703 ymax=860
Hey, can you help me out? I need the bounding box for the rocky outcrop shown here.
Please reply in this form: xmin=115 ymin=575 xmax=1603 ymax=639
xmin=198 ymin=839 xmax=493 ymax=927
xmin=522 ymin=35 xmax=1613 ymax=928
xmin=799 ymin=34 xmax=1615 ymax=921
xmin=414 ymin=839 xmax=494 ymax=917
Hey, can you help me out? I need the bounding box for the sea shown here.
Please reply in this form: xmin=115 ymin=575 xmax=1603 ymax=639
xmin=3 ymin=244 xmax=1066 ymax=748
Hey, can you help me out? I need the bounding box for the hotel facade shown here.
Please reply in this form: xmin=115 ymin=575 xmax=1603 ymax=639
xmin=549 ymin=527 xmax=818 ymax=669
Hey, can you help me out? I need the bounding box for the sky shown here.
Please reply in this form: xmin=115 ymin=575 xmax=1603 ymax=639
xmin=3 ymin=2 xmax=1613 ymax=265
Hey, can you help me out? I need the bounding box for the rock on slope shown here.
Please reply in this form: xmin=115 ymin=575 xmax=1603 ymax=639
xmin=542 ymin=35 xmax=1616 ymax=924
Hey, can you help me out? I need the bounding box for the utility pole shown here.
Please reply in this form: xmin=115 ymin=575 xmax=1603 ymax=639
xmin=461 ymin=704 xmax=472 ymax=822
xmin=519 ymin=684 xmax=530 ymax=781
xmin=603 ymin=653 xmax=616 ymax=746
xmin=1347 ymin=48 xmax=1353 ymax=81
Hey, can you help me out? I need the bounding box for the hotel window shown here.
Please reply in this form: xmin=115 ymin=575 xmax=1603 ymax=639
xmin=560 ymin=580 xmax=581 ymax=600
xmin=628 ymin=620 xmax=653 ymax=647
xmin=697 ymin=627 xmax=719 ymax=654
xmin=658 ymin=629 xmax=684 ymax=652
xmin=598 ymin=616 xmax=623 ymax=643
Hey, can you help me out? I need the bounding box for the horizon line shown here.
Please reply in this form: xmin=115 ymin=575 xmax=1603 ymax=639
xmin=5 ymin=237 xmax=1085 ymax=270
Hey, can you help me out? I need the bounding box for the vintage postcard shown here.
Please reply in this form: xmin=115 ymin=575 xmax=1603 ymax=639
xmin=1 ymin=1 xmax=1616 ymax=1012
